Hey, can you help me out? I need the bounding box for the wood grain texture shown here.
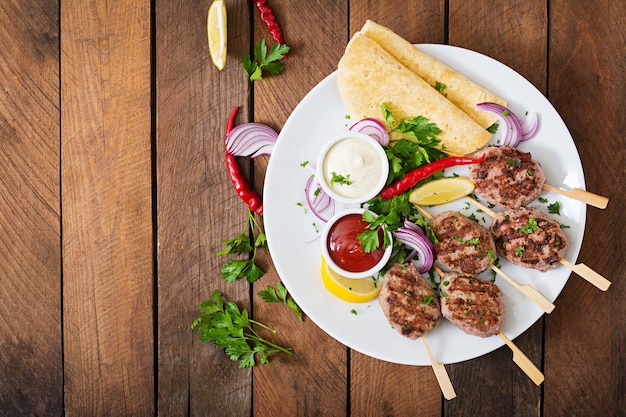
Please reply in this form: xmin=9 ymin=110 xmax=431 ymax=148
xmin=155 ymin=0 xmax=253 ymax=415
xmin=450 ymin=0 xmax=548 ymax=91
xmin=0 ymin=0 xmax=62 ymax=415
xmin=348 ymin=2 xmax=447 ymax=415
xmin=251 ymin=1 xmax=350 ymax=416
xmin=61 ymin=1 xmax=154 ymax=415
xmin=545 ymin=0 xmax=625 ymax=415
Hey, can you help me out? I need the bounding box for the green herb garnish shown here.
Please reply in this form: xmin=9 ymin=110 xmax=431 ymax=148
xmin=517 ymin=217 xmax=540 ymax=234
xmin=217 ymin=209 xmax=266 ymax=283
xmin=242 ymin=39 xmax=290 ymax=81
xmin=258 ymin=283 xmax=304 ymax=321
xmin=330 ymin=172 xmax=352 ymax=186
xmin=191 ymin=290 xmax=293 ymax=368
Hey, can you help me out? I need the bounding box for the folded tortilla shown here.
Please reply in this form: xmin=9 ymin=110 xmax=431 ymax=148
xmin=337 ymin=32 xmax=491 ymax=156
xmin=360 ymin=20 xmax=507 ymax=129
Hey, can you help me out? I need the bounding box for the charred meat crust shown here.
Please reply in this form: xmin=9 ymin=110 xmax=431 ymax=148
xmin=439 ymin=272 xmax=505 ymax=338
xmin=379 ymin=263 xmax=441 ymax=340
xmin=431 ymin=211 xmax=497 ymax=275
xmin=469 ymin=146 xmax=545 ymax=209
xmin=491 ymin=207 xmax=569 ymax=272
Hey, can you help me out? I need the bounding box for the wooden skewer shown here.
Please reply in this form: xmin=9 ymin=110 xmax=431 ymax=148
xmin=416 ymin=205 xmax=555 ymax=313
xmin=498 ymin=332 xmax=545 ymax=385
xmin=421 ymin=336 xmax=456 ymax=400
xmin=542 ymin=184 xmax=608 ymax=209
xmin=466 ymin=198 xmax=612 ymax=291
xmin=490 ymin=265 xmax=555 ymax=313
xmin=432 ymin=264 xmax=544 ymax=385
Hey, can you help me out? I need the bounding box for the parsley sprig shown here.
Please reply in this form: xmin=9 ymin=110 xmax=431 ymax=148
xmin=217 ymin=209 xmax=266 ymax=283
xmin=242 ymin=39 xmax=290 ymax=81
xmin=258 ymin=283 xmax=303 ymax=321
xmin=360 ymin=106 xmax=447 ymax=266
xmin=190 ymin=290 xmax=293 ymax=368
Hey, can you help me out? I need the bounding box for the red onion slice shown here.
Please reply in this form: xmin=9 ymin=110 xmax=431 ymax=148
xmin=305 ymin=173 xmax=335 ymax=222
xmin=520 ymin=111 xmax=539 ymax=142
xmin=349 ymin=118 xmax=390 ymax=146
xmin=226 ymin=122 xmax=279 ymax=157
xmin=394 ymin=223 xmax=434 ymax=273
xmin=476 ymin=102 xmax=523 ymax=147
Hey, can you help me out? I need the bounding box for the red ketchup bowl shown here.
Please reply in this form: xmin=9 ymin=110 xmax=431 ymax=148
xmin=320 ymin=208 xmax=393 ymax=279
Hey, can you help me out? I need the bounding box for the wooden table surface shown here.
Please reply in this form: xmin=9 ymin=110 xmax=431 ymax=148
xmin=1 ymin=0 xmax=624 ymax=416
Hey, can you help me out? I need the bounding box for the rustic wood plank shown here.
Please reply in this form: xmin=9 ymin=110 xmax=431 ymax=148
xmin=155 ymin=0 xmax=253 ymax=415
xmin=348 ymin=2 xmax=447 ymax=415
xmin=0 ymin=0 xmax=62 ymax=414
xmin=444 ymin=1 xmax=547 ymax=414
xmin=250 ymin=1 xmax=350 ymax=416
xmin=450 ymin=0 xmax=548 ymax=91
xmin=545 ymin=1 xmax=625 ymax=415
xmin=61 ymin=1 xmax=154 ymax=415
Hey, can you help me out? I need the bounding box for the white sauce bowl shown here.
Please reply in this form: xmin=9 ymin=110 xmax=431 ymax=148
xmin=316 ymin=132 xmax=389 ymax=205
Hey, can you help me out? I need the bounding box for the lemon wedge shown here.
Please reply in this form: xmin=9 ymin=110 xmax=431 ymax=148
xmin=409 ymin=177 xmax=475 ymax=206
xmin=207 ymin=0 xmax=227 ymax=70
xmin=320 ymin=256 xmax=381 ymax=303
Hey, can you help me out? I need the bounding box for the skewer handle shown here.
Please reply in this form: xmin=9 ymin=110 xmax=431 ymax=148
xmin=560 ymin=259 xmax=611 ymax=291
xmin=491 ymin=265 xmax=555 ymax=314
xmin=498 ymin=332 xmax=544 ymax=386
xmin=542 ymin=184 xmax=608 ymax=209
xmin=421 ymin=337 xmax=456 ymax=400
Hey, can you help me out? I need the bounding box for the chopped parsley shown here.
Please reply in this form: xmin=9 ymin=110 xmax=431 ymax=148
xmin=515 ymin=246 xmax=525 ymax=257
xmin=548 ymin=201 xmax=561 ymax=215
xmin=517 ymin=217 xmax=540 ymax=234
xmin=330 ymin=172 xmax=352 ymax=186
xmin=435 ymin=81 xmax=447 ymax=95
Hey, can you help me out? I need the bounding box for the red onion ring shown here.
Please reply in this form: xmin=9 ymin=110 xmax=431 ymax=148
xmin=394 ymin=221 xmax=434 ymax=273
xmin=349 ymin=118 xmax=390 ymax=146
xmin=476 ymin=102 xmax=523 ymax=147
xmin=226 ymin=122 xmax=278 ymax=157
xmin=305 ymin=173 xmax=335 ymax=222
xmin=520 ymin=111 xmax=539 ymax=141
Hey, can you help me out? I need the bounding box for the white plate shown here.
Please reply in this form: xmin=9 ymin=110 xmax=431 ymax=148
xmin=263 ymin=44 xmax=586 ymax=365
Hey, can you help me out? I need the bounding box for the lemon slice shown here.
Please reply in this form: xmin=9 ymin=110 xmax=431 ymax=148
xmin=409 ymin=177 xmax=475 ymax=206
xmin=320 ymin=256 xmax=381 ymax=303
xmin=207 ymin=0 xmax=227 ymax=70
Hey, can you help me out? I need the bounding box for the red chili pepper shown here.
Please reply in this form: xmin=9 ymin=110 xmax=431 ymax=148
xmin=225 ymin=106 xmax=264 ymax=214
xmin=380 ymin=154 xmax=486 ymax=199
xmin=252 ymin=0 xmax=288 ymax=59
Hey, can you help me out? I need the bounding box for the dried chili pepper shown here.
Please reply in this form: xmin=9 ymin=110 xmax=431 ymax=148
xmin=380 ymin=154 xmax=486 ymax=199
xmin=252 ymin=0 xmax=287 ymax=58
xmin=225 ymin=106 xmax=263 ymax=214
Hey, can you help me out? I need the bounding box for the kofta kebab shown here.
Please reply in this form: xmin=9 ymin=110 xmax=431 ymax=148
xmin=332 ymin=20 xmax=610 ymax=398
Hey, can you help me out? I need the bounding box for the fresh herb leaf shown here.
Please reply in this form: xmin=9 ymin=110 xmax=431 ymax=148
xmin=517 ymin=217 xmax=540 ymax=234
xmin=190 ymin=290 xmax=293 ymax=368
xmin=258 ymin=283 xmax=304 ymax=321
xmin=242 ymin=39 xmax=290 ymax=81
xmin=330 ymin=172 xmax=352 ymax=186
xmin=435 ymin=81 xmax=447 ymax=95
xmin=548 ymin=201 xmax=561 ymax=215
xmin=487 ymin=123 xmax=499 ymax=133
xmin=515 ymin=246 xmax=525 ymax=257
xmin=217 ymin=209 xmax=267 ymax=283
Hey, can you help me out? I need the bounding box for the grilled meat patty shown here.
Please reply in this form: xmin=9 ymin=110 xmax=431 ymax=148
xmin=469 ymin=146 xmax=546 ymax=209
xmin=438 ymin=272 xmax=505 ymax=337
xmin=379 ymin=263 xmax=441 ymax=340
xmin=431 ymin=211 xmax=497 ymax=275
xmin=491 ymin=207 xmax=569 ymax=272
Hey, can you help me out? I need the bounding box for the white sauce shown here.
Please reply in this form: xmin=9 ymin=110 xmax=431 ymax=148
xmin=322 ymin=137 xmax=383 ymax=199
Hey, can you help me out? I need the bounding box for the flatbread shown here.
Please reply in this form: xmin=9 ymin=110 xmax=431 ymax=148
xmin=361 ymin=20 xmax=507 ymax=129
xmin=337 ymin=32 xmax=491 ymax=156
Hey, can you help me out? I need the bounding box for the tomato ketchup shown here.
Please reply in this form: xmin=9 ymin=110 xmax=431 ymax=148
xmin=326 ymin=213 xmax=385 ymax=273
